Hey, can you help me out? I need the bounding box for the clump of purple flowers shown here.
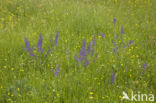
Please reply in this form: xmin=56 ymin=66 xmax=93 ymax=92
xmin=23 ymin=38 xmax=36 ymax=58
xmin=23 ymin=32 xmax=59 ymax=58
xmin=74 ymin=37 xmax=98 ymax=67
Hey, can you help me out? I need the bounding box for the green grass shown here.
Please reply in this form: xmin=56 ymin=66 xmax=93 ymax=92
xmin=0 ymin=0 xmax=155 ymax=102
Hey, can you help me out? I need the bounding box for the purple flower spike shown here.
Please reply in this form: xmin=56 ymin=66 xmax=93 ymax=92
xmin=113 ymin=47 xmax=117 ymax=54
xmin=129 ymin=40 xmax=133 ymax=45
xmin=37 ymin=34 xmax=44 ymax=52
xmin=142 ymin=63 xmax=147 ymax=75
xmin=113 ymin=18 xmax=117 ymax=23
xmin=80 ymin=40 xmax=86 ymax=57
xmin=121 ymin=26 xmax=124 ymax=34
xmin=93 ymin=36 xmax=96 ymax=46
xmin=101 ymin=33 xmax=105 ymax=38
xmin=24 ymin=38 xmax=32 ymax=52
xmin=55 ymin=32 xmax=59 ymax=45
xmin=55 ymin=68 xmax=60 ymax=76
xmin=24 ymin=37 xmax=36 ymax=58
xmin=111 ymin=71 xmax=115 ymax=85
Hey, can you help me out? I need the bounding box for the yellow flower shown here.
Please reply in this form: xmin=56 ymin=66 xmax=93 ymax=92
xmin=20 ymin=69 xmax=24 ymax=72
xmin=17 ymin=88 xmax=20 ymax=91
xmin=45 ymin=101 xmax=47 ymax=103
xmin=11 ymin=68 xmax=14 ymax=71
xmin=8 ymin=92 xmax=10 ymax=95
xmin=4 ymin=66 xmax=7 ymax=69
xmin=89 ymin=96 xmax=94 ymax=99
xmin=90 ymin=92 xmax=94 ymax=95
xmin=57 ymin=93 xmax=60 ymax=97
xmin=18 ymin=94 xmax=21 ymax=97
xmin=121 ymin=64 xmax=123 ymax=66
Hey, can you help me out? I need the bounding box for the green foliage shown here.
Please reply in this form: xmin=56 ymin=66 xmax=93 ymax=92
xmin=0 ymin=0 xmax=155 ymax=102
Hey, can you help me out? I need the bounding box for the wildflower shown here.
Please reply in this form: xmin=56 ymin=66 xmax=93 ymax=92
xmin=87 ymin=42 xmax=91 ymax=53
xmin=8 ymin=92 xmax=10 ymax=95
xmin=20 ymin=69 xmax=24 ymax=72
xmin=129 ymin=40 xmax=133 ymax=44
xmin=11 ymin=68 xmax=14 ymax=71
xmin=142 ymin=63 xmax=146 ymax=75
xmin=18 ymin=94 xmax=21 ymax=97
xmin=37 ymin=34 xmax=44 ymax=53
xmin=83 ymin=59 xmax=89 ymax=67
xmin=121 ymin=26 xmax=124 ymax=34
xmin=51 ymin=64 xmax=60 ymax=76
xmin=55 ymin=32 xmax=59 ymax=45
xmin=90 ymin=92 xmax=94 ymax=95
xmin=3 ymin=66 xmax=7 ymax=69
xmin=92 ymin=36 xmax=96 ymax=46
xmin=101 ymin=33 xmax=105 ymax=38
xmin=17 ymin=88 xmax=20 ymax=91
xmin=113 ymin=18 xmax=117 ymax=23
xmin=80 ymin=40 xmax=86 ymax=61
xmin=111 ymin=71 xmax=115 ymax=85
xmin=113 ymin=47 xmax=117 ymax=54
xmin=89 ymin=96 xmax=94 ymax=99
xmin=24 ymin=38 xmax=36 ymax=58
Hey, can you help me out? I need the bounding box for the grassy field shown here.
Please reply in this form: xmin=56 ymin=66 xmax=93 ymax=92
xmin=0 ymin=0 xmax=155 ymax=102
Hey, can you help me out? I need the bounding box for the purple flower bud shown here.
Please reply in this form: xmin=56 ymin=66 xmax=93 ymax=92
xmin=113 ymin=47 xmax=117 ymax=54
xmin=55 ymin=32 xmax=59 ymax=45
xmin=101 ymin=33 xmax=105 ymax=38
xmin=113 ymin=18 xmax=117 ymax=23
xmin=127 ymin=40 xmax=133 ymax=47
xmin=142 ymin=63 xmax=146 ymax=75
xmin=80 ymin=40 xmax=86 ymax=57
xmin=129 ymin=40 xmax=133 ymax=45
xmin=121 ymin=26 xmax=124 ymax=34
xmin=37 ymin=34 xmax=44 ymax=52
xmin=111 ymin=71 xmax=115 ymax=85
xmin=87 ymin=42 xmax=91 ymax=53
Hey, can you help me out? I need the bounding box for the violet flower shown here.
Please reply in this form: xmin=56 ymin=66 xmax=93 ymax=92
xmin=111 ymin=71 xmax=115 ymax=85
xmin=142 ymin=63 xmax=147 ymax=75
xmin=113 ymin=18 xmax=117 ymax=24
xmin=121 ymin=26 xmax=124 ymax=34
xmin=55 ymin=32 xmax=59 ymax=45
xmin=101 ymin=33 xmax=105 ymax=39
xmin=37 ymin=34 xmax=44 ymax=53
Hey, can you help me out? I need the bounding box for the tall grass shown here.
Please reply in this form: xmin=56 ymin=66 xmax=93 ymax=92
xmin=0 ymin=0 xmax=155 ymax=102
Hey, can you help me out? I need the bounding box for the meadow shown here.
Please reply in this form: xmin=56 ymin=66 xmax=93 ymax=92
xmin=0 ymin=0 xmax=155 ymax=102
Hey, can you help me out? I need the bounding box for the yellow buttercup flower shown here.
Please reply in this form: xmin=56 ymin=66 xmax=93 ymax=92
xmin=90 ymin=92 xmax=94 ymax=95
